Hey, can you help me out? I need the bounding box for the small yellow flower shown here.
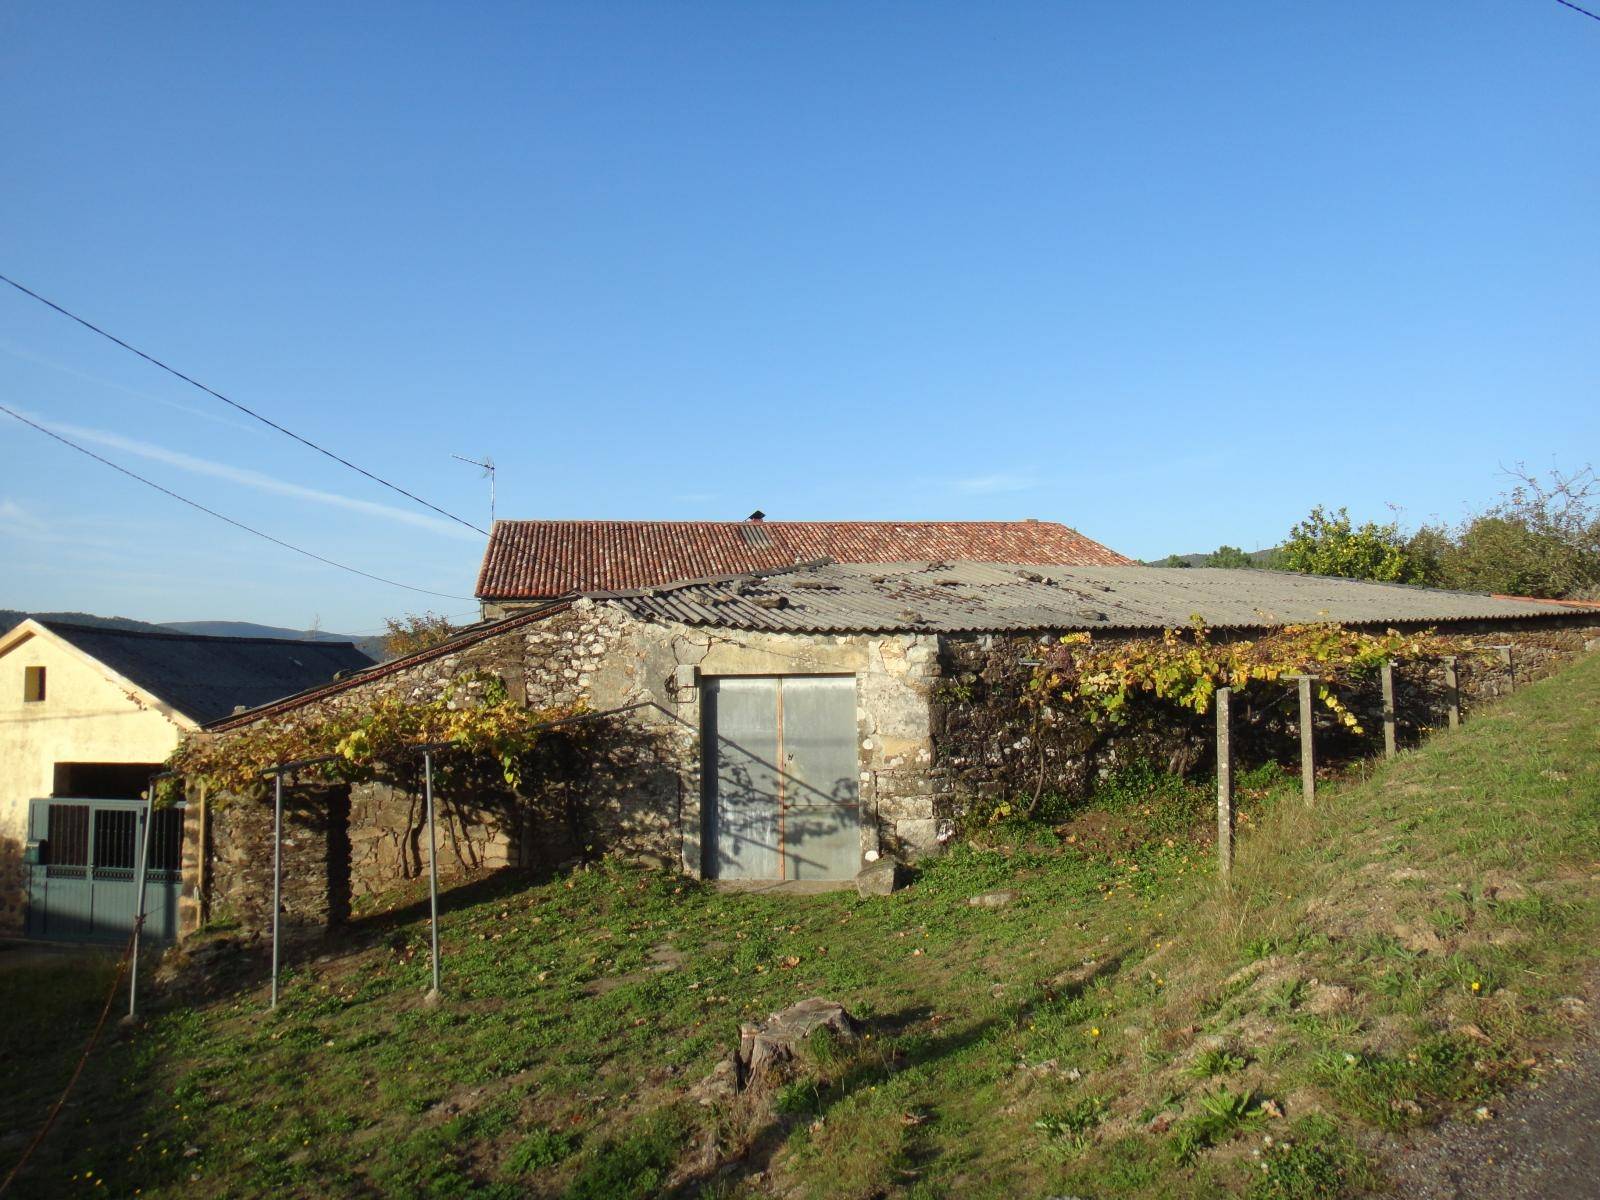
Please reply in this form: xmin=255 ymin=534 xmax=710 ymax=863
xmin=1471 ymin=981 xmax=1482 ymax=993
xmin=1090 ymin=1027 xmax=1101 ymax=1038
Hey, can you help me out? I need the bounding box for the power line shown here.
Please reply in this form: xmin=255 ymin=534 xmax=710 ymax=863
xmin=1554 ymin=0 xmax=1600 ymax=22
xmin=0 ymin=403 xmax=472 ymax=600
xmin=0 ymin=271 xmax=488 ymax=537
xmin=1 ymin=271 xmax=589 ymax=595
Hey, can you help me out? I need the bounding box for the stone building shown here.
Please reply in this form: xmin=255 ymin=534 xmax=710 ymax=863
xmin=194 ymin=563 xmax=1600 ymax=938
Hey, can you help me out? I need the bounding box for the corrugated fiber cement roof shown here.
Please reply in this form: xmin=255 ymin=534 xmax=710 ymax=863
xmin=603 ymin=562 xmax=1588 ymax=634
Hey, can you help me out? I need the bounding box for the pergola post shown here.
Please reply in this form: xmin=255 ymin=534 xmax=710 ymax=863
xmin=1296 ymin=675 xmax=1316 ymax=806
xmin=424 ymin=749 xmax=442 ymax=1005
xmin=1381 ymin=662 xmax=1397 ymax=759
xmin=126 ymin=788 xmax=157 ymax=1020
xmin=1215 ymin=687 xmax=1234 ymax=879
xmin=1443 ymin=656 xmax=1461 ymax=729
xmin=271 ymin=771 xmax=283 ymax=1010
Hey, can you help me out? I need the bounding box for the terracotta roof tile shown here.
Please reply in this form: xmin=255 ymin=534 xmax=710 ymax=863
xmin=475 ymin=520 xmax=1131 ymax=598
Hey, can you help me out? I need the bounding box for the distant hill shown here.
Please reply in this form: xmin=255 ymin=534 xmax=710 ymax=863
xmin=2 ymin=611 xmax=386 ymax=660
xmin=1142 ymin=548 xmax=1283 ymax=569
xmin=161 ymin=621 xmax=388 ymax=661
xmin=0 ymin=610 xmax=169 ymax=635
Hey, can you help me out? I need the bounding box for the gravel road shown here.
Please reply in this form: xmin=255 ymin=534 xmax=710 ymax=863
xmin=1384 ymin=1015 xmax=1600 ymax=1199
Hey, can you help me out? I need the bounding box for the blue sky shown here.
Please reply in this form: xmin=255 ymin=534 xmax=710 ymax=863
xmin=2 ymin=2 xmax=1596 ymax=633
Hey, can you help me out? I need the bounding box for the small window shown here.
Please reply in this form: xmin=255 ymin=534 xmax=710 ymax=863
xmin=24 ymin=666 xmax=46 ymax=703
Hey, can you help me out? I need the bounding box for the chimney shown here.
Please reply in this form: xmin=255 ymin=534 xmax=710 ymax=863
xmin=746 ymin=510 xmax=766 ymax=522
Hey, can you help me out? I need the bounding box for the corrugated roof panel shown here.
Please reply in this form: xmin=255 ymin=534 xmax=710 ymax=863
xmin=604 ymin=563 xmax=1589 ymax=634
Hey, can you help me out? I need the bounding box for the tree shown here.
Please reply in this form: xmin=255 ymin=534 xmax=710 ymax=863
xmin=382 ymin=612 xmax=462 ymax=659
xmin=1159 ymin=555 xmax=1193 ymax=569
xmin=1440 ymin=465 xmax=1600 ymax=599
xmin=1401 ymin=524 xmax=1452 ymax=588
xmin=1204 ymin=545 xmax=1253 ymax=569
xmin=1279 ymin=506 xmax=1416 ymax=583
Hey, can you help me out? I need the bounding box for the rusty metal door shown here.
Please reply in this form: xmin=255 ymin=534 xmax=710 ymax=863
xmin=703 ymin=676 xmax=860 ymax=881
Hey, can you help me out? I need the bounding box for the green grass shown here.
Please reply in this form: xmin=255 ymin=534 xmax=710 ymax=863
xmin=2 ymin=652 xmax=1599 ymax=1198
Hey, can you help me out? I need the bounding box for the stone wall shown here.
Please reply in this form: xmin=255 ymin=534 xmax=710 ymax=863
xmin=657 ymin=626 xmax=944 ymax=863
xmin=199 ymin=600 xmax=950 ymax=936
xmin=0 ymin=835 xmax=24 ymax=934
xmin=195 ymin=603 xmax=1600 ymax=940
xmin=208 ymin=782 xmax=349 ymax=938
xmin=931 ymin=620 xmax=1600 ymax=823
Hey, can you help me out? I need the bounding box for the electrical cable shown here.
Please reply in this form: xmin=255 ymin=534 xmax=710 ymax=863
xmin=0 ymin=403 xmax=473 ymax=600
xmin=0 ymin=272 xmax=587 ymax=594
xmin=1554 ymin=0 xmax=1600 ymax=22
xmin=0 ymin=272 xmax=485 ymax=537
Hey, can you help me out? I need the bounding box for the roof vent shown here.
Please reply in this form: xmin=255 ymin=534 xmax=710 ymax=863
xmin=746 ymin=510 xmax=765 ymax=521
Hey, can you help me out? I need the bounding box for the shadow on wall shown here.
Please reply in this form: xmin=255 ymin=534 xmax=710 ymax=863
xmin=703 ymin=742 xmax=861 ymax=882
xmin=931 ymin=641 xmax=1550 ymax=821
xmin=207 ymin=783 xmax=352 ymax=939
xmin=1 ymin=835 xmax=24 ymax=935
xmin=203 ymin=715 xmax=686 ymax=942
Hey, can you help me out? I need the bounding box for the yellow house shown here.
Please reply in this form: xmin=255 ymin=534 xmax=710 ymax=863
xmin=0 ymin=619 xmax=371 ymax=939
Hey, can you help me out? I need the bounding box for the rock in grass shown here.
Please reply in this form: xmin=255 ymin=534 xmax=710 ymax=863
xmin=968 ymin=889 xmax=1019 ymax=909
xmin=856 ymin=857 xmax=907 ymax=897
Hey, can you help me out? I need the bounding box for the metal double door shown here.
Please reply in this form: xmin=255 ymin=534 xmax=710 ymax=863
xmin=25 ymin=797 xmax=182 ymax=942
xmin=703 ymin=675 xmax=861 ymax=881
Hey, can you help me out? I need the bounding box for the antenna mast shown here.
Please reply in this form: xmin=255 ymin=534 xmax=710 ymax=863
xmin=452 ymin=454 xmax=496 ymax=528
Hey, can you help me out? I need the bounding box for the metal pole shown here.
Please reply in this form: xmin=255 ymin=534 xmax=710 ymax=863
xmin=424 ymin=750 xmax=441 ymax=1005
xmin=1297 ymin=675 xmax=1316 ymax=807
xmin=271 ymin=772 xmax=283 ymax=1010
xmin=1443 ymin=656 xmax=1461 ymax=729
xmin=1216 ymin=687 xmax=1233 ymax=879
xmin=196 ymin=781 xmax=210 ymax=929
xmin=127 ymin=796 xmax=156 ymax=1020
xmin=1381 ymin=662 xmax=1397 ymax=760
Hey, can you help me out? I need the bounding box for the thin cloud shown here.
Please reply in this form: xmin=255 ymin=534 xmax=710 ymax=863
xmin=0 ymin=340 xmax=262 ymax=434
xmin=0 ymin=498 xmax=51 ymax=539
xmin=953 ymin=471 xmax=1041 ymax=495
xmin=11 ymin=411 xmax=477 ymax=540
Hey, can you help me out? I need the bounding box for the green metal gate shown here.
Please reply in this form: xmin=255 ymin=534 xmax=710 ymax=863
xmin=25 ymin=797 xmax=184 ymax=942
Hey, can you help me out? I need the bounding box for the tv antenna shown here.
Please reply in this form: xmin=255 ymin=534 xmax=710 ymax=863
xmin=452 ymin=454 xmax=496 ymax=528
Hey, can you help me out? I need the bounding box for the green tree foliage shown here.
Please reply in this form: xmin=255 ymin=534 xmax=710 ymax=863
xmin=1278 ymin=467 xmax=1600 ymax=598
xmin=1280 ymin=507 xmax=1416 ymax=583
xmin=1160 ymin=554 xmax=1193 ymax=569
xmin=1436 ymin=466 xmax=1600 ymax=598
xmin=1204 ymin=545 xmax=1253 ymax=569
xmin=382 ymin=612 xmax=462 ymax=658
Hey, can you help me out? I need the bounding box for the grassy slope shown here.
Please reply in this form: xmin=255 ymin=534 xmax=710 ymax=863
xmin=3 ymin=654 xmax=1598 ymax=1199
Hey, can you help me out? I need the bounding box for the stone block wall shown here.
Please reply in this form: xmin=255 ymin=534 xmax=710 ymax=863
xmin=0 ymin=835 xmax=24 ymax=934
xmin=652 ymin=626 xmax=946 ymax=862
xmin=199 ymin=602 xmax=687 ymax=936
xmin=931 ymin=620 xmax=1600 ymax=823
xmin=193 ymin=602 xmax=1600 ymax=940
xmin=208 ymin=782 xmax=349 ymax=938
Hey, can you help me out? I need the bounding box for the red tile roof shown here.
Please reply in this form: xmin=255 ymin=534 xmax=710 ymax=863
xmin=475 ymin=520 xmax=1132 ymax=599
